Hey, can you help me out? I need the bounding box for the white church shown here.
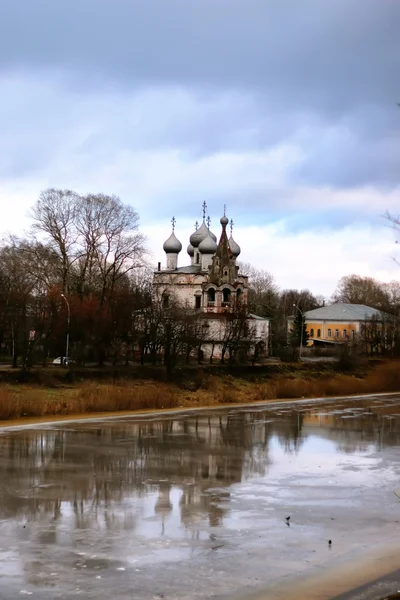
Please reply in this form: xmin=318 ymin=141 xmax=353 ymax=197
xmin=153 ymin=203 xmax=270 ymax=360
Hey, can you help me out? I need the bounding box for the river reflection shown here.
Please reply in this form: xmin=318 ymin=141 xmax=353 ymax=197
xmin=0 ymin=395 xmax=399 ymax=598
xmin=0 ymin=396 xmax=399 ymax=528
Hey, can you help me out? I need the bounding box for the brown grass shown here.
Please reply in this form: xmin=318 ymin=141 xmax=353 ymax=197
xmin=0 ymin=360 xmax=399 ymax=422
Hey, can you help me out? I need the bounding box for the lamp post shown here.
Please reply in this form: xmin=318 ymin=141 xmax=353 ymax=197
xmin=61 ymin=294 xmax=70 ymax=366
xmin=293 ymin=303 xmax=303 ymax=360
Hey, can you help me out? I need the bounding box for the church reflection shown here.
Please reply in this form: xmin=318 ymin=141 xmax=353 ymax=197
xmin=0 ymin=396 xmax=399 ymax=540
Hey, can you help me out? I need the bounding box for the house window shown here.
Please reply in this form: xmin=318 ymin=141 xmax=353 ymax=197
xmin=334 ymin=329 xmax=339 ymax=339
xmin=310 ymin=328 xmax=314 ymax=337
xmin=163 ymin=295 xmax=169 ymax=309
xmin=195 ymin=296 xmax=201 ymax=310
xmin=343 ymin=329 xmax=347 ymax=339
xmin=351 ymin=329 xmax=356 ymax=339
xmin=327 ymin=329 xmax=332 ymax=337
xmin=317 ymin=329 xmax=321 ymax=338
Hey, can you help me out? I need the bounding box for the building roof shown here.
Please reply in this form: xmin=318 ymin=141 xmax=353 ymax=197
xmin=249 ymin=313 xmax=271 ymax=321
xmin=154 ymin=264 xmax=203 ymax=274
xmin=304 ymin=303 xmax=382 ymax=321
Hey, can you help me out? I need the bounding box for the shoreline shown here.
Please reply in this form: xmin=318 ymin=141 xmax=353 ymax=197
xmin=0 ymin=359 xmax=399 ymax=423
xmin=239 ymin=541 xmax=400 ymax=600
xmin=0 ymin=389 xmax=398 ymax=430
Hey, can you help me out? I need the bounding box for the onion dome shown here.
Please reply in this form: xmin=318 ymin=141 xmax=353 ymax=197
xmin=190 ymin=221 xmax=209 ymax=248
xmin=198 ymin=232 xmax=218 ymax=254
xmin=220 ymin=215 xmax=229 ymax=227
xmin=187 ymin=243 xmax=195 ymax=257
xmin=229 ymin=235 xmax=241 ymax=257
xmin=209 ymin=229 xmax=217 ymax=242
xmin=163 ymin=231 xmax=182 ymax=254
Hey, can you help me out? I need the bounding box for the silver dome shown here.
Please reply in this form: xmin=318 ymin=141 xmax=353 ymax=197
xmin=229 ymin=235 xmax=241 ymax=257
xmin=163 ymin=232 xmax=182 ymax=254
xmin=220 ymin=215 xmax=229 ymax=226
xmin=187 ymin=243 xmax=195 ymax=257
xmin=190 ymin=221 xmax=217 ymax=247
xmin=198 ymin=232 xmax=218 ymax=254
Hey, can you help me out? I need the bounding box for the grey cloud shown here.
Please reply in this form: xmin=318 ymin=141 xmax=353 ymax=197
xmin=1 ymin=0 xmax=400 ymax=195
xmin=1 ymin=0 xmax=399 ymax=113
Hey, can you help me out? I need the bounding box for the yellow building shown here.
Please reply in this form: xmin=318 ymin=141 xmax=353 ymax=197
xmin=288 ymin=303 xmax=382 ymax=346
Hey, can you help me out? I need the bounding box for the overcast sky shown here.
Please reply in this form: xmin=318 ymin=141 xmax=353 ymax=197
xmin=1 ymin=0 xmax=400 ymax=296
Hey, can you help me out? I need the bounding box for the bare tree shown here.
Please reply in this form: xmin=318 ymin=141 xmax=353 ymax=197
xmin=220 ymin=301 xmax=257 ymax=365
xmin=332 ymin=274 xmax=388 ymax=309
xmin=30 ymin=189 xmax=80 ymax=293
xmin=75 ymin=194 xmax=146 ymax=301
xmin=0 ymin=241 xmax=37 ymax=367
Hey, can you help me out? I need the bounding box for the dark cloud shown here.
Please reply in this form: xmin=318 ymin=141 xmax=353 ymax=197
xmin=1 ymin=0 xmax=400 ymax=195
xmin=2 ymin=0 xmax=399 ymax=110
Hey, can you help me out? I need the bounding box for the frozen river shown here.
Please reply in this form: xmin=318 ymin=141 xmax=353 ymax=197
xmin=0 ymin=394 xmax=399 ymax=599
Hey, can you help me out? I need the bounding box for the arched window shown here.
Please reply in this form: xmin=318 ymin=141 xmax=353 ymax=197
xmin=222 ymin=288 xmax=231 ymax=304
xmin=351 ymin=329 xmax=356 ymax=339
xmin=310 ymin=328 xmax=314 ymax=337
xmin=334 ymin=329 xmax=339 ymax=339
xmin=317 ymin=329 xmax=321 ymax=338
xmin=207 ymin=288 xmax=215 ymax=306
xmin=343 ymin=329 xmax=347 ymax=339
xmin=224 ymin=269 xmax=228 ymax=277
xmin=237 ymin=288 xmax=242 ymax=300
xmin=327 ymin=329 xmax=332 ymax=337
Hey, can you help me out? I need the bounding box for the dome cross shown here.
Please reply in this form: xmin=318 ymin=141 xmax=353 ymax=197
xmin=202 ymin=201 xmax=207 ymax=221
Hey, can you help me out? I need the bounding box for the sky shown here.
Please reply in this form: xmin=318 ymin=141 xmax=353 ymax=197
xmin=1 ymin=0 xmax=400 ymax=297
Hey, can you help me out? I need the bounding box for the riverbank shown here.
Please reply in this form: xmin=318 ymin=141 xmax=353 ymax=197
xmin=0 ymin=359 xmax=399 ymax=422
xmin=241 ymin=542 xmax=400 ymax=600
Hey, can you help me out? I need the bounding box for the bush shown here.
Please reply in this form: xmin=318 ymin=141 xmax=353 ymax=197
xmin=337 ymin=344 xmax=363 ymax=372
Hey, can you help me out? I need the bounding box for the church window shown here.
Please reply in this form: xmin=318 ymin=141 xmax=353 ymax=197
xmin=207 ymin=288 xmax=215 ymax=305
xmin=163 ymin=295 xmax=169 ymax=309
xmin=196 ymin=253 xmax=200 ymax=264
xmin=223 ymin=288 xmax=231 ymax=303
xmin=195 ymin=296 xmax=201 ymax=310
xmin=224 ymin=269 xmax=228 ymax=277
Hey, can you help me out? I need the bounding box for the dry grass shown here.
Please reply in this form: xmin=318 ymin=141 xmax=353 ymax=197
xmin=0 ymin=382 xmax=179 ymax=421
xmin=0 ymin=360 xmax=399 ymax=422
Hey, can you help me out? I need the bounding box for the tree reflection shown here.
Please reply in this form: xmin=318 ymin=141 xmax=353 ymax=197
xmin=0 ymin=398 xmax=398 ymax=542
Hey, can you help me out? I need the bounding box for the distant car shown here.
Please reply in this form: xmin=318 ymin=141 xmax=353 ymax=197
xmin=52 ymin=357 xmax=75 ymax=366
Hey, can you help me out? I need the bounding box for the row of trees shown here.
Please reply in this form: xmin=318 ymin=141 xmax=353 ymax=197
xmin=0 ymin=190 xmax=258 ymax=370
xmin=0 ymin=189 xmax=398 ymax=367
xmin=239 ymin=266 xmax=400 ymax=357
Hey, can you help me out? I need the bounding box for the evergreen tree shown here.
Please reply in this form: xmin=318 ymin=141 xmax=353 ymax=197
xmin=290 ymin=310 xmax=309 ymax=347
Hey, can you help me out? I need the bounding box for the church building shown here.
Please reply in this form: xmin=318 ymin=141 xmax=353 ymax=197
xmin=153 ymin=203 xmax=270 ymax=361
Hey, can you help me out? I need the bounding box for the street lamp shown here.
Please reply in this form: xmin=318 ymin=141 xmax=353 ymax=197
xmin=61 ymin=294 xmax=70 ymax=366
xmin=293 ymin=303 xmax=303 ymax=360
